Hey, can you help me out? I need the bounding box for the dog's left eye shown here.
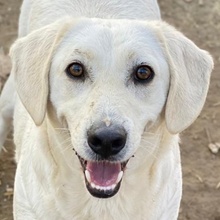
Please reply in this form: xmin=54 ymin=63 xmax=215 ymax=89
xmin=66 ymin=63 xmax=84 ymax=78
xmin=134 ymin=65 xmax=154 ymax=82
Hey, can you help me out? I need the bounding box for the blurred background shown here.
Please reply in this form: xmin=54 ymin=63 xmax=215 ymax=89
xmin=0 ymin=0 xmax=219 ymax=219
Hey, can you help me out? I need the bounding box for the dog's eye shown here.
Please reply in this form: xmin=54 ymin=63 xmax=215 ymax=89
xmin=66 ymin=63 xmax=84 ymax=78
xmin=134 ymin=65 xmax=154 ymax=82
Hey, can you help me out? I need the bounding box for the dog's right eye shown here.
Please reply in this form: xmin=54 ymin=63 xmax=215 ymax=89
xmin=66 ymin=63 xmax=84 ymax=78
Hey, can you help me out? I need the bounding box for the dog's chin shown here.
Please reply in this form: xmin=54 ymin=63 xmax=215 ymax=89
xmin=77 ymin=155 xmax=128 ymax=198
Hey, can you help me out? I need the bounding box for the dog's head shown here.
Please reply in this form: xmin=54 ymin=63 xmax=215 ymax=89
xmin=10 ymin=18 xmax=213 ymax=198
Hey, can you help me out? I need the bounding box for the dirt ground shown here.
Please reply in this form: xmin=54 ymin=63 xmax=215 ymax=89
xmin=0 ymin=0 xmax=219 ymax=219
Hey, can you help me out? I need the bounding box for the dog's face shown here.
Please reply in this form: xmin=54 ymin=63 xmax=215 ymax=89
xmin=49 ymin=19 xmax=170 ymax=197
xmin=10 ymin=18 xmax=213 ymax=198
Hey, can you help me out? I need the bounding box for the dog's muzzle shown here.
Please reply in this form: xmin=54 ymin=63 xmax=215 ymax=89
xmin=77 ymin=124 xmax=128 ymax=198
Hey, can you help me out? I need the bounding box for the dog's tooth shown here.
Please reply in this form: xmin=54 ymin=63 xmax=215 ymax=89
xmin=105 ymin=186 xmax=110 ymax=191
xmin=95 ymin=185 xmax=101 ymax=190
xmin=104 ymin=186 xmax=110 ymax=191
xmin=116 ymin=171 xmax=123 ymax=184
xmin=85 ymin=170 xmax=91 ymax=183
xmin=111 ymin=184 xmax=116 ymax=190
xmin=89 ymin=182 xmax=120 ymax=191
xmin=91 ymin=182 xmax=96 ymax=189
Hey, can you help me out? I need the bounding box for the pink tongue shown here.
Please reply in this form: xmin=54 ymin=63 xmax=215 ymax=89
xmin=86 ymin=161 xmax=121 ymax=187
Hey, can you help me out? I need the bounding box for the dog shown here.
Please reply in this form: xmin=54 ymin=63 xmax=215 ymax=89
xmin=0 ymin=0 xmax=213 ymax=219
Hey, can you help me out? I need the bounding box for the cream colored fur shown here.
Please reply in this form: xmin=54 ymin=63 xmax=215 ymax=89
xmin=0 ymin=0 xmax=213 ymax=219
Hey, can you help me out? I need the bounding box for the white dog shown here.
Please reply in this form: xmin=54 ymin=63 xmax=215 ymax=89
xmin=0 ymin=0 xmax=213 ymax=219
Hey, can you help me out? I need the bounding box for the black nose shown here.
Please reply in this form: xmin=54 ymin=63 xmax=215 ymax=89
xmin=87 ymin=125 xmax=127 ymax=158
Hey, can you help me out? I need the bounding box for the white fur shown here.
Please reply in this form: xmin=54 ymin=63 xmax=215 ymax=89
xmin=0 ymin=0 xmax=213 ymax=219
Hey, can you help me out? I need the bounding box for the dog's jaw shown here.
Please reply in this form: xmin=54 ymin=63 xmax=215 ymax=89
xmin=77 ymin=154 xmax=128 ymax=198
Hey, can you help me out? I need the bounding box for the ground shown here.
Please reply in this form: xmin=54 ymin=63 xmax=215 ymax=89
xmin=0 ymin=0 xmax=219 ymax=219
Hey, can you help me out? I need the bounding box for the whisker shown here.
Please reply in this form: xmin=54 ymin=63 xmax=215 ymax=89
xmin=59 ymin=137 xmax=72 ymax=146
xmin=137 ymin=145 xmax=159 ymax=160
xmin=61 ymin=143 xmax=73 ymax=153
xmin=140 ymin=139 xmax=158 ymax=147
xmin=142 ymin=131 xmax=160 ymax=136
xmin=54 ymin=128 xmax=70 ymax=134
xmin=138 ymin=136 xmax=162 ymax=160
xmin=54 ymin=127 xmax=69 ymax=130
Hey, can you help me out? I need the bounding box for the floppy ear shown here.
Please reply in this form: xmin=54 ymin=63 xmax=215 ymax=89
xmin=10 ymin=19 xmax=74 ymax=126
xmin=156 ymin=22 xmax=213 ymax=134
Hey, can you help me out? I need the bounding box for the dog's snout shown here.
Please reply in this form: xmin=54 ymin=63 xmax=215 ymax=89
xmin=88 ymin=125 xmax=127 ymax=158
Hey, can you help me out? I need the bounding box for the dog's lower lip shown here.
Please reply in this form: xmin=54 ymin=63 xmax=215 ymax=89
xmin=76 ymin=154 xmax=128 ymax=198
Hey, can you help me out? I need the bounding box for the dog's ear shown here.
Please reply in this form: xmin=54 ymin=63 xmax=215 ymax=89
xmin=10 ymin=19 xmax=74 ymax=126
xmin=155 ymin=22 xmax=213 ymax=134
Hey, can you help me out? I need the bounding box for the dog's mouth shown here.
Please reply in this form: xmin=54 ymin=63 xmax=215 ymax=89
xmin=77 ymin=155 xmax=128 ymax=198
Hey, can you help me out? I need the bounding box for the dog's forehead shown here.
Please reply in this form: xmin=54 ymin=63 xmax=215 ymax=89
xmin=60 ymin=19 xmax=163 ymax=59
